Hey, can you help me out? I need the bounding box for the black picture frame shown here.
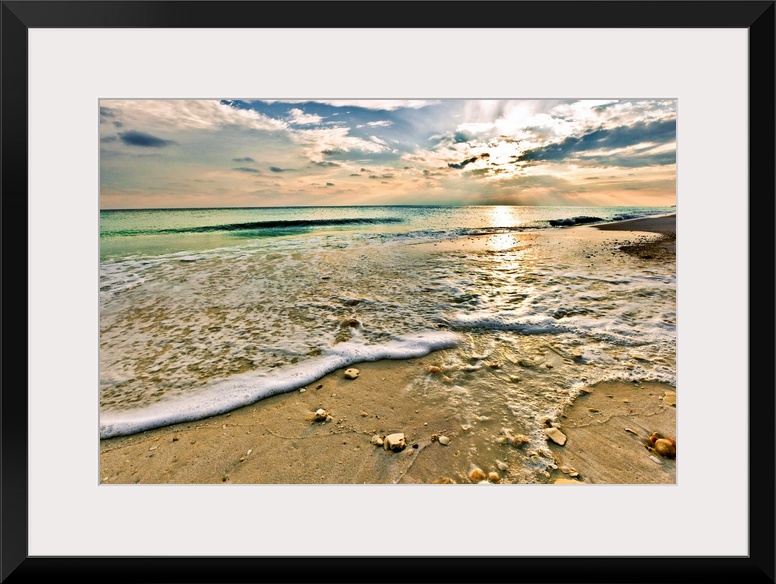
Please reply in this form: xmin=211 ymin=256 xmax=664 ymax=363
xmin=2 ymin=2 xmax=774 ymax=582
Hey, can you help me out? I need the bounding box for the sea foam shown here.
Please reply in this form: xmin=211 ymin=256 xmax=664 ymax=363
xmin=99 ymin=331 xmax=460 ymax=438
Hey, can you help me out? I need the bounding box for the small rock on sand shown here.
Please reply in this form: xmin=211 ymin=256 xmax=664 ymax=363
xmin=433 ymin=477 xmax=456 ymax=484
xmin=344 ymin=368 xmax=360 ymax=379
xmin=370 ymin=435 xmax=384 ymax=446
xmin=496 ymin=460 xmax=508 ymax=471
xmin=438 ymin=435 xmax=450 ymax=445
xmin=383 ymin=433 xmax=406 ymax=452
xmin=469 ymin=468 xmax=487 ymax=482
xmin=545 ymin=427 xmax=567 ymax=446
xmin=511 ymin=434 xmax=530 ymax=448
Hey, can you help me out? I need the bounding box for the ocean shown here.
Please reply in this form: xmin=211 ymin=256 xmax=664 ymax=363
xmin=99 ymin=205 xmax=676 ymax=472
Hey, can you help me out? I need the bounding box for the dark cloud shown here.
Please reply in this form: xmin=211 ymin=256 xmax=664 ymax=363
xmin=326 ymin=182 xmax=335 ymax=187
xmin=233 ymin=167 xmax=261 ymax=173
xmin=350 ymin=173 xmax=361 ymax=176
xmin=119 ymin=130 xmax=176 ymax=148
xmin=448 ymin=156 xmax=479 ymax=170
xmin=369 ymin=174 xmax=394 ymax=179
xmin=313 ymin=161 xmax=340 ymax=167
xmin=576 ymin=151 xmax=676 ymax=168
xmin=233 ymin=157 xmax=256 ymax=163
xmin=517 ymin=119 xmax=676 ymax=166
xmin=100 ymin=136 xmax=118 ymax=143
xmin=100 ymin=106 xmax=116 ymax=118
xmin=269 ymin=166 xmax=294 ymax=173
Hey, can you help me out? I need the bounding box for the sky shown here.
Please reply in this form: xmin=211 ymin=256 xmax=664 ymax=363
xmin=99 ymin=99 xmax=676 ymax=209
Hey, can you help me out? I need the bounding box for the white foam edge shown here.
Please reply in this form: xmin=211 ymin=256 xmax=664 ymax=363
xmin=99 ymin=330 xmax=460 ymax=439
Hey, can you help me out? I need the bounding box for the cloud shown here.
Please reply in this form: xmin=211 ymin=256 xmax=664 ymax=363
xmin=448 ymin=156 xmax=479 ymax=169
xmin=326 ymin=182 xmax=335 ymax=187
xmin=288 ymin=108 xmax=323 ymax=125
xmin=517 ymin=119 xmax=676 ymax=166
xmin=313 ymin=161 xmax=340 ymax=167
xmin=119 ymin=130 xmax=176 ymax=148
xmin=233 ymin=167 xmax=261 ymax=173
xmin=233 ymin=157 xmax=256 ymax=163
xmin=259 ymin=99 xmax=438 ymax=111
xmin=103 ymin=100 xmax=286 ymax=132
xmin=269 ymin=166 xmax=294 ymax=173
xmin=292 ymin=126 xmax=387 ymax=162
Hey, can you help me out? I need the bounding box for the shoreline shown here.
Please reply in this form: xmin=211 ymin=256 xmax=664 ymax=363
xmin=100 ymin=212 xmax=676 ymax=485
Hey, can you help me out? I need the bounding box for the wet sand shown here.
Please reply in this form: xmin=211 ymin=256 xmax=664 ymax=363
xmin=100 ymin=214 xmax=677 ymax=485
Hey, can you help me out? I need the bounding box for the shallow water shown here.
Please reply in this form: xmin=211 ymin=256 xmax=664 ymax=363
xmin=100 ymin=204 xmax=676 ymax=471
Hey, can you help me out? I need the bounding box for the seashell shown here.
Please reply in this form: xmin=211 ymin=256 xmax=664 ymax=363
xmin=311 ymin=408 xmax=328 ymax=422
xmin=496 ymin=460 xmax=508 ymax=471
xmin=469 ymin=467 xmax=487 ymax=482
xmin=426 ymin=365 xmax=442 ymax=374
xmin=437 ymin=435 xmax=450 ymax=446
xmin=432 ymin=477 xmax=456 ymax=484
xmin=544 ymin=427 xmax=567 ymax=446
xmin=488 ymin=472 xmax=500 ymax=483
xmin=341 ymin=318 xmax=361 ymax=328
xmin=370 ymin=435 xmax=384 ymax=446
xmin=461 ymin=424 xmax=472 ymax=431
xmin=460 ymin=364 xmax=482 ymax=372
xmin=511 ymin=434 xmax=530 ymax=448
xmin=654 ymin=438 xmax=676 ymax=458
xmin=649 ymin=455 xmax=663 ymax=465
xmin=383 ymin=433 xmax=406 ymax=452
xmin=343 ymin=368 xmax=360 ymax=379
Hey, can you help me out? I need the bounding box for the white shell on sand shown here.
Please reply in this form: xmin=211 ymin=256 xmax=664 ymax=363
xmin=312 ymin=408 xmax=328 ymax=421
xmin=545 ymin=427 xmax=567 ymax=446
xmin=438 ymin=435 xmax=450 ymax=445
xmin=370 ymin=435 xmax=384 ymax=446
xmin=344 ymin=368 xmax=360 ymax=379
xmin=383 ymin=433 xmax=406 ymax=452
xmin=496 ymin=460 xmax=508 ymax=471
xmin=649 ymin=455 xmax=663 ymax=465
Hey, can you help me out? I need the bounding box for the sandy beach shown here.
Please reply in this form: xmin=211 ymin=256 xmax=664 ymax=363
xmin=100 ymin=214 xmax=677 ymax=485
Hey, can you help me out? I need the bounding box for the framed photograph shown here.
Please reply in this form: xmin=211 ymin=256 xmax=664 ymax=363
xmin=5 ymin=1 xmax=774 ymax=582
